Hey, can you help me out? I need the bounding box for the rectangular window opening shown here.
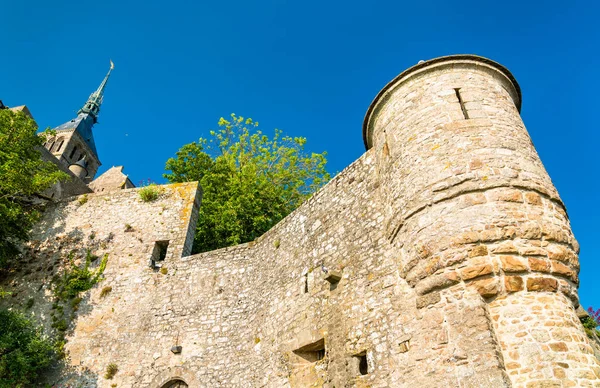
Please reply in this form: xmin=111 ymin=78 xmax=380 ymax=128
xmin=293 ymin=338 xmax=325 ymax=363
xmin=454 ymin=88 xmax=470 ymax=120
xmin=325 ymin=271 xmax=342 ymax=291
xmin=149 ymin=240 xmax=169 ymax=269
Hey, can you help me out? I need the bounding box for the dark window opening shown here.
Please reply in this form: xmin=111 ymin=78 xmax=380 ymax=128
xmin=353 ymin=352 xmax=369 ymax=375
xmin=161 ymin=380 xmax=188 ymax=388
xmin=399 ymin=339 xmax=410 ymax=353
xmin=293 ymin=338 xmax=325 ymax=363
xmin=454 ymin=88 xmax=470 ymax=119
xmin=325 ymin=271 xmax=342 ymax=291
xmin=149 ymin=240 xmax=169 ymax=269
xmin=55 ymin=140 xmax=65 ymax=153
xmin=69 ymin=146 xmax=78 ymax=160
xmin=304 ymin=273 xmax=309 ymax=293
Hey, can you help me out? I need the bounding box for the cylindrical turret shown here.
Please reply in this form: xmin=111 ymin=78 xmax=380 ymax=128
xmin=364 ymin=55 xmax=598 ymax=386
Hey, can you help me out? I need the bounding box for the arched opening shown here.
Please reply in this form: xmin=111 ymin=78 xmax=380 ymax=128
xmin=54 ymin=139 xmax=65 ymax=152
xmin=160 ymin=379 xmax=188 ymax=388
xmin=69 ymin=145 xmax=78 ymax=160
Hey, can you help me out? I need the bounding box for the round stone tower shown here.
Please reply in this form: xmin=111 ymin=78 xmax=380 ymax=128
xmin=364 ymin=55 xmax=599 ymax=386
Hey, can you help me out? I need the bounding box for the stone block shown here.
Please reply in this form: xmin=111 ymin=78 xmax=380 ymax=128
xmin=468 ymin=245 xmax=488 ymax=258
xmin=504 ymin=276 xmax=524 ymax=292
xmin=460 ymin=264 xmax=493 ymax=280
xmin=416 ymin=292 xmax=441 ymax=309
xmin=500 ymin=255 xmax=528 ymax=272
xmin=526 ymin=277 xmax=558 ymax=292
xmin=470 ymin=278 xmax=499 ymax=298
xmin=528 ymin=257 xmax=550 ymax=272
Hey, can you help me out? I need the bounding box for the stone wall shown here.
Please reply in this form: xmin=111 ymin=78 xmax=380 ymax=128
xmin=1 ymin=55 xmax=597 ymax=388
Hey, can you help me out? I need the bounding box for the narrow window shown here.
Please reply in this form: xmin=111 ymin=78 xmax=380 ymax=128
xmin=149 ymin=240 xmax=169 ymax=269
xmin=454 ymin=88 xmax=470 ymax=119
xmin=55 ymin=140 xmax=65 ymax=152
xmin=293 ymin=338 xmax=325 ymax=363
xmin=69 ymin=146 xmax=78 ymax=160
xmin=304 ymin=273 xmax=309 ymax=293
xmin=47 ymin=141 xmax=54 ymax=150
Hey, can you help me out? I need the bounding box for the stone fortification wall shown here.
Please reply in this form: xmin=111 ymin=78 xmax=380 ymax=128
xmin=1 ymin=55 xmax=597 ymax=388
xmin=0 ymin=182 xmax=200 ymax=386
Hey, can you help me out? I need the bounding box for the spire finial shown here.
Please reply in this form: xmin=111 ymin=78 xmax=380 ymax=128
xmin=77 ymin=60 xmax=115 ymax=123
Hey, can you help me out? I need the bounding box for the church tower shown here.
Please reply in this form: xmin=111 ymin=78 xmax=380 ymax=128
xmin=44 ymin=61 xmax=114 ymax=182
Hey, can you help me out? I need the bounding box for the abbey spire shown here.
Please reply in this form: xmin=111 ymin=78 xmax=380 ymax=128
xmin=77 ymin=60 xmax=114 ymax=123
xmin=44 ymin=60 xmax=115 ymax=182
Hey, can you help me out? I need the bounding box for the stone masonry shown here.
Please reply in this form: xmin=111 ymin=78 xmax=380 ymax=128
xmin=1 ymin=55 xmax=598 ymax=387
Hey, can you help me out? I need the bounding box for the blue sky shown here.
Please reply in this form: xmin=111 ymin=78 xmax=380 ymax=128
xmin=1 ymin=0 xmax=598 ymax=307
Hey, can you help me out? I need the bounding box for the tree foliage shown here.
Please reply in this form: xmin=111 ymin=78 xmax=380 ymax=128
xmin=0 ymin=108 xmax=67 ymax=269
xmin=0 ymin=309 xmax=55 ymax=388
xmin=164 ymin=114 xmax=330 ymax=253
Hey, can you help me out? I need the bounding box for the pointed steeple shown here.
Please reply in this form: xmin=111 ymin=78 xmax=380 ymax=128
xmin=77 ymin=60 xmax=114 ymax=123
xmin=50 ymin=60 xmax=115 ymax=181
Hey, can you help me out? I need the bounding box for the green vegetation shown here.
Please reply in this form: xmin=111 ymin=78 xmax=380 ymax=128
xmin=0 ymin=108 xmax=68 ymax=270
xmin=105 ymin=363 xmax=118 ymax=379
xmin=0 ymin=309 xmax=55 ymax=388
xmin=78 ymin=194 xmax=88 ymax=205
xmin=54 ymin=251 xmax=108 ymax=300
xmin=164 ymin=114 xmax=329 ymax=253
xmin=139 ymin=184 xmax=161 ymax=202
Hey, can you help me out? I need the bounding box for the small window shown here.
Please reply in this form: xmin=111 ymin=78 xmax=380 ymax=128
xmin=325 ymin=271 xmax=342 ymax=291
xmin=293 ymin=338 xmax=325 ymax=363
xmin=149 ymin=240 xmax=169 ymax=269
xmin=353 ymin=352 xmax=369 ymax=376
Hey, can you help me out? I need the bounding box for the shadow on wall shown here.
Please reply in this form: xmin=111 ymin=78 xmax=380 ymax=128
xmin=0 ymin=218 xmax=108 ymax=385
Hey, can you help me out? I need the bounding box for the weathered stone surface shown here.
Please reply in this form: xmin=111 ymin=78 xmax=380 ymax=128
xmin=471 ymin=278 xmax=500 ymax=298
xmin=500 ymin=255 xmax=528 ymax=272
xmin=1 ymin=55 xmax=596 ymax=388
xmin=504 ymin=276 xmax=524 ymax=292
xmin=527 ymin=277 xmax=559 ymax=292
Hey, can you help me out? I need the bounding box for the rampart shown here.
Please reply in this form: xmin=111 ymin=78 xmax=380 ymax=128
xmin=1 ymin=55 xmax=598 ymax=388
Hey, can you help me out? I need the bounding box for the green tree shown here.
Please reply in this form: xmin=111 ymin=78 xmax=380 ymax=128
xmin=0 ymin=309 xmax=55 ymax=387
xmin=0 ymin=108 xmax=67 ymax=269
xmin=165 ymin=114 xmax=330 ymax=253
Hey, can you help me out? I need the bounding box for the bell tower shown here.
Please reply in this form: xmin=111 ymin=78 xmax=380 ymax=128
xmin=44 ymin=60 xmax=114 ymax=182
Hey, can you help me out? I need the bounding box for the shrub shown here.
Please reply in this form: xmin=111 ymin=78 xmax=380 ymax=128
xmin=139 ymin=184 xmax=161 ymax=202
xmin=54 ymin=252 xmax=108 ymax=300
xmin=105 ymin=363 xmax=118 ymax=379
xmin=78 ymin=194 xmax=88 ymax=205
xmin=0 ymin=309 xmax=55 ymax=387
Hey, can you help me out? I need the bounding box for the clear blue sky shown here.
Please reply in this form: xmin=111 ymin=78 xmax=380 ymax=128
xmin=1 ymin=0 xmax=598 ymax=307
